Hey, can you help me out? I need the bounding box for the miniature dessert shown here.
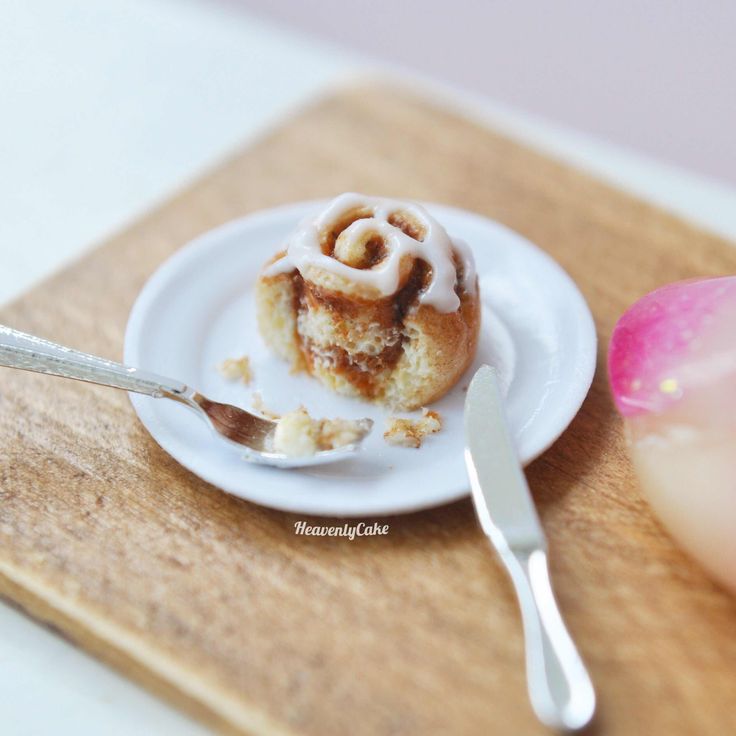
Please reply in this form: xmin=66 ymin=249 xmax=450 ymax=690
xmin=256 ymin=193 xmax=480 ymax=410
xmin=609 ymin=276 xmax=736 ymax=593
xmin=272 ymin=406 xmax=372 ymax=457
xmin=218 ymin=355 xmax=252 ymax=384
xmin=383 ymin=409 xmax=442 ymax=449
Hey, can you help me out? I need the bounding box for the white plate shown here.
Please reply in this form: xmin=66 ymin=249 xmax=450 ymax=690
xmin=124 ymin=200 xmax=596 ymax=517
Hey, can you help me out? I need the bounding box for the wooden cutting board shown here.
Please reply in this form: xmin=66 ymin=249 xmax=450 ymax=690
xmin=1 ymin=83 xmax=735 ymax=736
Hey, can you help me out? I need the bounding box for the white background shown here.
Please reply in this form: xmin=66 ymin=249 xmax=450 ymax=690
xmin=1 ymin=0 xmax=735 ymax=733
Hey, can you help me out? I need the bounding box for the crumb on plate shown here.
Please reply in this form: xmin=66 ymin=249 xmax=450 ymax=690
xmin=383 ymin=408 xmax=442 ymax=449
xmin=273 ymin=406 xmax=371 ymax=457
xmin=218 ymin=355 xmax=252 ymax=384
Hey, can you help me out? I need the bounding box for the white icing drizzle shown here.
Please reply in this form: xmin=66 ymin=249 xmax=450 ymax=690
xmin=264 ymin=193 xmax=476 ymax=313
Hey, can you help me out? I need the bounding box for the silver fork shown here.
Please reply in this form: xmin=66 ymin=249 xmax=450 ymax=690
xmin=0 ymin=325 xmax=372 ymax=467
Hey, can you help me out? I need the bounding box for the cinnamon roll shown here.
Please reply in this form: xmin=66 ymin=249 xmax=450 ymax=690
xmin=256 ymin=193 xmax=480 ymax=410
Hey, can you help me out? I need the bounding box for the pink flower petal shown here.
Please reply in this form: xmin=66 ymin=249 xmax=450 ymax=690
xmin=608 ymin=276 xmax=736 ymax=417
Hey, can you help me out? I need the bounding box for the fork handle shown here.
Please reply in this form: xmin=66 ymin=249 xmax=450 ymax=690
xmin=0 ymin=324 xmax=189 ymax=399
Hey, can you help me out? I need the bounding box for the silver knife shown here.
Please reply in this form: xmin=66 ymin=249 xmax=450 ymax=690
xmin=464 ymin=365 xmax=595 ymax=731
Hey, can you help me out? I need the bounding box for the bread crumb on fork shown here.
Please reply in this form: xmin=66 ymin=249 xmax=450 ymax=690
xmin=273 ymin=406 xmax=372 ymax=457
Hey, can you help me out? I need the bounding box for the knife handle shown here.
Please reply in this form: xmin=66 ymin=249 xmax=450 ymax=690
xmin=500 ymin=546 xmax=595 ymax=732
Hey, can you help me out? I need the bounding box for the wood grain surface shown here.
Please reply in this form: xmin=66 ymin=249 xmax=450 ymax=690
xmin=1 ymin=84 xmax=736 ymax=735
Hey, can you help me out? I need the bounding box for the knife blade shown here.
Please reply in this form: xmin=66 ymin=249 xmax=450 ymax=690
xmin=464 ymin=364 xmax=595 ymax=732
xmin=464 ymin=363 xmax=545 ymax=551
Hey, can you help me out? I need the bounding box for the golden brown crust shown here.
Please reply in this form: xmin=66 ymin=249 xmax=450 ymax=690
xmin=396 ymin=286 xmax=480 ymax=406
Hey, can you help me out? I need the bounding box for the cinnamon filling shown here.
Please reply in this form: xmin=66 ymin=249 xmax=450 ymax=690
xmin=387 ymin=210 xmax=427 ymax=241
xmin=288 ymin=258 xmax=433 ymax=398
xmin=355 ymin=236 xmax=387 ymax=269
xmin=303 ymin=340 xmax=405 ymax=397
xmin=320 ymin=207 xmax=374 ymax=256
xmin=394 ymin=260 xmax=431 ymax=323
xmin=452 ymin=251 xmax=466 ymax=298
